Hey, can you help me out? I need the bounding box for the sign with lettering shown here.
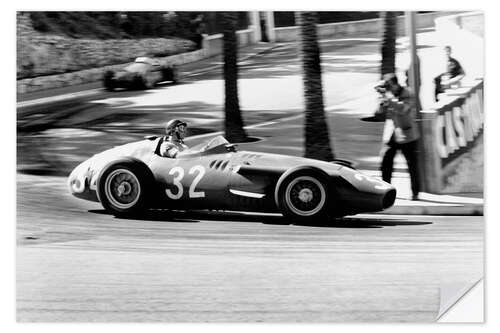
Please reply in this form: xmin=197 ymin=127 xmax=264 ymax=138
xmin=434 ymin=82 xmax=483 ymax=166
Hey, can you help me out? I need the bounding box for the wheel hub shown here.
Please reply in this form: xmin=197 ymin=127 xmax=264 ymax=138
xmin=298 ymin=188 xmax=313 ymax=203
xmin=284 ymin=175 xmax=327 ymax=217
xmin=117 ymin=181 xmax=132 ymax=196
xmin=104 ymin=168 xmax=142 ymax=210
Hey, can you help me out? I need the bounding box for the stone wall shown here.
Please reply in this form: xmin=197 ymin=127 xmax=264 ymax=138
xmin=442 ymin=135 xmax=483 ymax=193
xmin=17 ymin=13 xmax=196 ymax=80
xmin=17 ymin=13 xmax=265 ymax=94
xmin=17 ymin=49 xmax=206 ymax=94
xmin=17 ymin=19 xmax=263 ymax=94
xmin=274 ymin=12 xmax=463 ymax=42
xmin=204 ymin=28 xmax=256 ymax=57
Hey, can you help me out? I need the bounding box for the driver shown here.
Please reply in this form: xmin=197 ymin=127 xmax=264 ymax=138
xmin=160 ymin=119 xmax=189 ymax=158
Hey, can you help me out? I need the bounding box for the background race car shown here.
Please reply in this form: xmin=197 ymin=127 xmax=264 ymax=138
xmin=68 ymin=136 xmax=397 ymax=222
xmin=103 ymin=57 xmax=177 ymax=91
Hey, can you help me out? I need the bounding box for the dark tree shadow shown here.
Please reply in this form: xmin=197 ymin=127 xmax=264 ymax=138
xmin=88 ymin=208 xmax=433 ymax=229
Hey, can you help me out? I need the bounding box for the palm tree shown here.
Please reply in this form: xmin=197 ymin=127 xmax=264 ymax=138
xmin=221 ymin=12 xmax=248 ymax=143
xmin=296 ymin=12 xmax=334 ymax=161
xmin=380 ymin=11 xmax=397 ymax=77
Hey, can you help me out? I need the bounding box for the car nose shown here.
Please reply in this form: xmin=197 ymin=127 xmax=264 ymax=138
xmin=68 ymin=160 xmax=91 ymax=194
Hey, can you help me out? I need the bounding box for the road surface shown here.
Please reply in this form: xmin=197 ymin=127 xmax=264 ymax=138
xmin=17 ymin=174 xmax=483 ymax=322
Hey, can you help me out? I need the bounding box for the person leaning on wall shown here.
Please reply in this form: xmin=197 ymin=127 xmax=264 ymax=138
xmin=433 ymin=45 xmax=465 ymax=102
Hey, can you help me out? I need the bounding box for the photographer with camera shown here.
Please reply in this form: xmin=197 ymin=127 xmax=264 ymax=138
xmin=377 ymin=73 xmax=421 ymax=201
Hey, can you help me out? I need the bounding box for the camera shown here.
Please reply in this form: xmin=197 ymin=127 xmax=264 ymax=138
xmin=374 ymin=80 xmax=390 ymax=95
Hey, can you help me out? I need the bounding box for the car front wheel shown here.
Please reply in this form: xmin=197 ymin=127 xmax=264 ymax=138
xmin=275 ymin=168 xmax=330 ymax=222
xmin=97 ymin=160 xmax=153 ymax=216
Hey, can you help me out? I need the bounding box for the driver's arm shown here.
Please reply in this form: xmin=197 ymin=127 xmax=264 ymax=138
xmin=160 ymin=142 xmax=180 ymax=158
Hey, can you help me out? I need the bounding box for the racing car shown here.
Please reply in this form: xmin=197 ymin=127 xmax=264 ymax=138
xmin=68 ymin=135 xmax=396 ymax=221
xmin=103 ymin=57 xmax=177 ymax=91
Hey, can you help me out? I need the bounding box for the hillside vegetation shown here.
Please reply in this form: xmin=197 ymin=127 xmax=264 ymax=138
xmin=17 ymin=13 xmax=196 ymax=79
xmin=26 ymin=11 xmax=249 ymax=39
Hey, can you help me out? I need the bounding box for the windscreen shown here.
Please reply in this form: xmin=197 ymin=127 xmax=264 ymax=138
xmin=187 ymin=135 xmax=231 ymax=153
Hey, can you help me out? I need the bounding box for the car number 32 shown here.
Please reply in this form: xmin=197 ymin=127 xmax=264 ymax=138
xmin=166 ymin=165 xmax=206 ymax=200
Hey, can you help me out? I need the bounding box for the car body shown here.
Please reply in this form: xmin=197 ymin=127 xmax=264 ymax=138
xmin=103 ymin=57 xmax=177 ymax=91
xmin=68 ymin=135 xmax=396 ymax=221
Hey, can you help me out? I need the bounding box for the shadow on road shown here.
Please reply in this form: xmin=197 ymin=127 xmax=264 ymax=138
xmin=88 ymin=209 xmax=432 ymax=229
xmin=324 ymin=217 xmax=433 ymax=229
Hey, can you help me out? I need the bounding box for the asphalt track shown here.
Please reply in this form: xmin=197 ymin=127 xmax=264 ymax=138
xmin=17 ymin=174 xmax=483 ymax=322
xmin=17 ymin=30 xmax=483 ymax=322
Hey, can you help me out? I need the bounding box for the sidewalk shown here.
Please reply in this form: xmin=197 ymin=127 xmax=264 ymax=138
xmin=360 ymin=170 xmax=484 ymax=216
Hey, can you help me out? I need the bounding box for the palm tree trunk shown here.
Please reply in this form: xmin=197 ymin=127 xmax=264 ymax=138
xmin=221 ymin=12 xmax=248 ymax=143
xmin=296 ymin=12 xmax=334 ymax=161
xmin=380 ymin=11 xmax=397 ymax=77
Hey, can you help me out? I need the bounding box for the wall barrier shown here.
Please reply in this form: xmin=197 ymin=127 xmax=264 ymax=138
xmin=18 ymin=27 xmax=259 ymax=94
xmin=420 ymin=80 xmax=484 ymax=193
xmin=274 ymin=12 xmax=461 ymax=42
xmin=17 ymin=48 xmax=207 ymax=94
xmin=204 ymin=28 xmax=257 ymax=57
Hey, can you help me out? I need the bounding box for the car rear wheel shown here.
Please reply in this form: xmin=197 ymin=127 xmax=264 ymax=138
xmin=103 ymin=70 xmax=115 ymax=91
xmin=162 ymin=66 xmax=177 ymax=83
xmin=97 ymin=160 xmax=153 ymax=216
xmin=275 ymin=168 xmax=331 ymax=222
xmin=132 ymin=75 xmax=147 ymax=90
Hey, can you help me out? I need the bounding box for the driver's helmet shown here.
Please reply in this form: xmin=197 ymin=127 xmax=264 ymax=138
xmin=165 ymin=119 xmax=187 ymax=138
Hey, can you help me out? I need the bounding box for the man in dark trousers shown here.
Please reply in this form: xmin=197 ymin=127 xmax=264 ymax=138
xmin=379 ymin=73 xmax=421 ymax=200
xmin=434 ymin=45 xmax=465 ymax=101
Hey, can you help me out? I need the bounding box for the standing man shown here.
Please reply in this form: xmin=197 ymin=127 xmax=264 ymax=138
xmin=379 ymin=73 xmax=421 ymax=200
xmin=189 ymin=14 xmax=206 ymax=49
xmin=434 ymin=45 xmax=465 ymax=101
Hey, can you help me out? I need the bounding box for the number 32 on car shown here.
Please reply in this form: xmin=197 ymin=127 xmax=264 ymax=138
xmin=166 ymin=165 xmax=206 ymax=200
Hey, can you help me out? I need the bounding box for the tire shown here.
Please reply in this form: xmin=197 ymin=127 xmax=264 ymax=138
xmin=171 ymin=66 xmax=178 ymax=83
xmin=162 ymin=66 xmax=178 ymax=83
xmin=103 ymin=70 xmax=115 ymax=91
xmin=97 ymin=160 xmax=154 ymax=216
xmin=275 ymin=167 xmax=331 ymax=222
xmin=132 ymin=75 xmax=147 ymax=90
